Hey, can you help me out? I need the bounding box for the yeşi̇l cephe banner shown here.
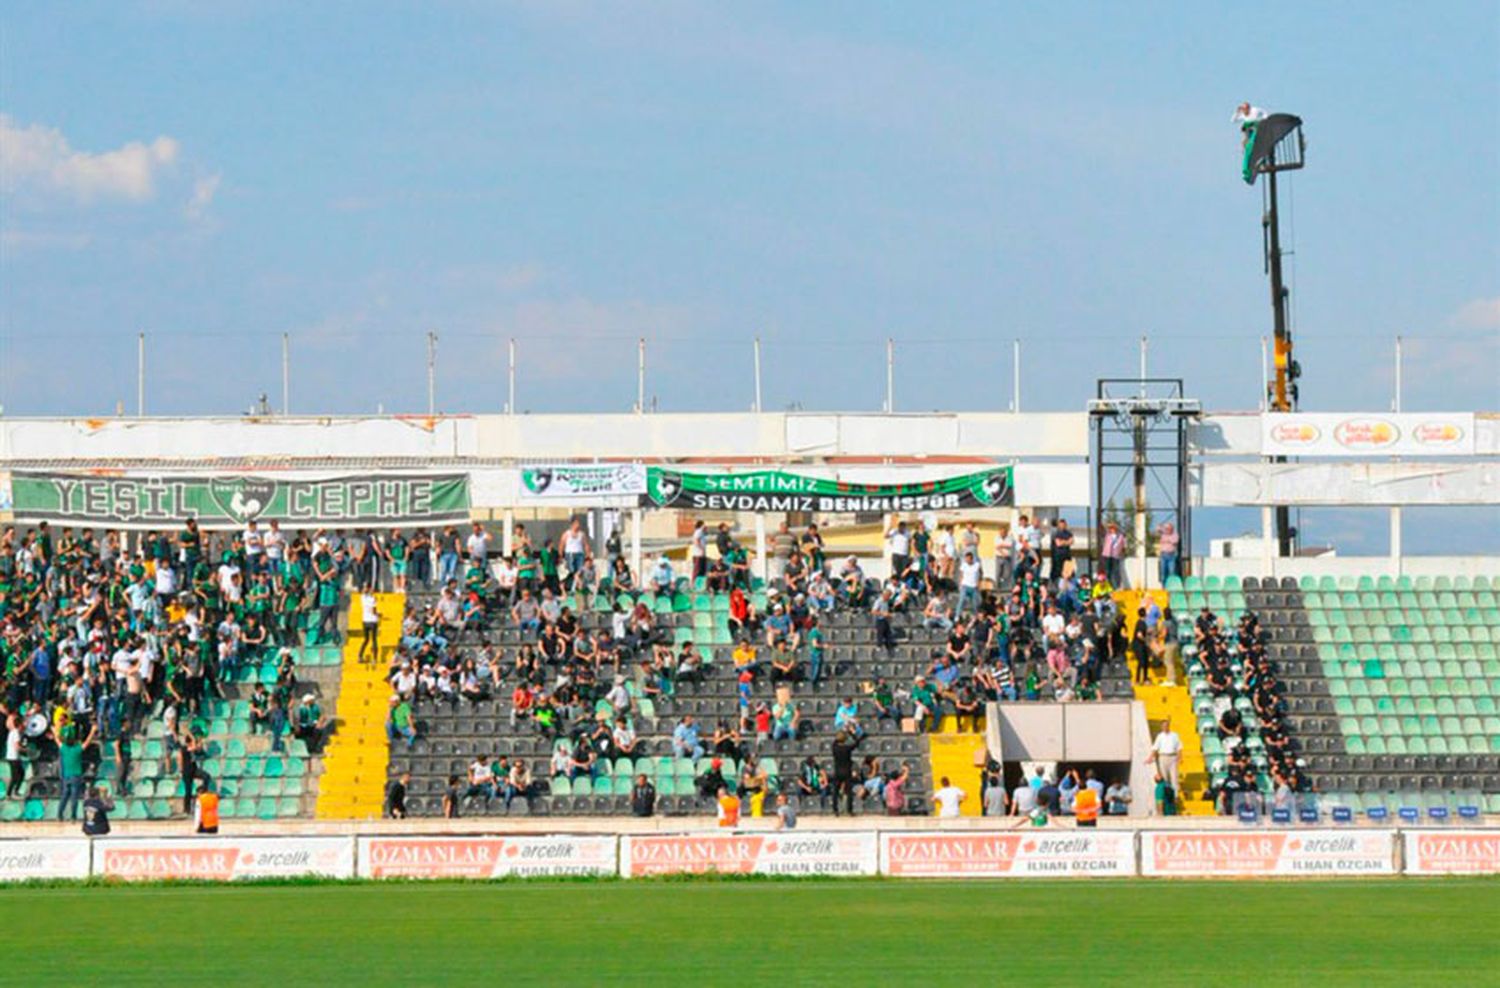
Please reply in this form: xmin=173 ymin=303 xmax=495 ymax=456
xmin=9 ymin=472 xmax=470 ymax=529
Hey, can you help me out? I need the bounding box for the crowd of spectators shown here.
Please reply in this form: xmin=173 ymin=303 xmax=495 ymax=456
xmin=386 ymin=511 xmax=1150 ymax=818
xmin=978 ymin=762 xmax=1134 ymax=823
xmin=1191 ymin=605 xmax=1312 ymax=815
xmin=0 ymin=519 xmax=342 ymax=818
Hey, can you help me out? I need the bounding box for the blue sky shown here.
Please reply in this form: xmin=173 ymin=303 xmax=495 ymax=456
xmin=1 ymin=2 xmax=1497 ymax=548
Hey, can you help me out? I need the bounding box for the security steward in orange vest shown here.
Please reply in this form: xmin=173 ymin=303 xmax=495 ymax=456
xmin=195 ymin=783 xmax=220 ymax=835
xmin=1074 ymin=784 xmax=1100 ymax=828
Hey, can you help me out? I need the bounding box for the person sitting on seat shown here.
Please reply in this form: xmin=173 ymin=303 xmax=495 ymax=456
xmin=630 ymin=773 xmax=656 ymax=817
xmin=672 ymin=715 xmax=705 ymax=760
xmin=695 ymin=757 xmax=728 ymax=803
xmin=769 ymin=645 xmax=802 ymax=684
xmin=764 ymin=605 xmax=801 ymax=654
xmin=650 ymin=554 xmax=675 ymax=595
xmin=796 ymin=755 xmax=828 ymax=810
xmin=612 ymin=717 xmax=641 ymax=758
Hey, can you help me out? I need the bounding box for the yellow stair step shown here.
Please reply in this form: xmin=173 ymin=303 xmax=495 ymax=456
xmin=314 ymin=592 xmax=403 ymax=820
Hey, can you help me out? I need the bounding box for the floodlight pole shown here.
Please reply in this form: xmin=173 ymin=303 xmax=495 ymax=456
xmin=1247 ymin=111 xmax=1305 ymax=559
xmin=1266 ymin=158 xmax=1294 ymax=557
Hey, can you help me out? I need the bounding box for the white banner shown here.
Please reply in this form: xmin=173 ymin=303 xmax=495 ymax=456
xmin=519 ymin=464 xmax=645 ymax=500
xmin=881 ymin=831 xmax=1135 ymax=878
xmin=621 ymin=832 xmax=878 ymax=877
xmin=359 ymin=835 xmax=616 ymax=879
xmin=1141 ymin=830 xmax=1397 ymax=877
xmin=1402 ymin=830 xmax=1500 ymax=875
xmin=93 ymin=837 xmax=355 ymax=881
xmin=1261 ymin=413 xmax=1475 ymax=457
xmin=0 ymin=839 xmax=91 ymax=881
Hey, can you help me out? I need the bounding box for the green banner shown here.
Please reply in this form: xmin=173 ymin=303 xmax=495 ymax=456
xmin=642 ymin=467 xmax=1012 ymax=513
xmin=10 ymin=472 xmax=470 ymax=529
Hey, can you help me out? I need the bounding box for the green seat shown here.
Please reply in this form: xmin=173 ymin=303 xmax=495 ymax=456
xmin=256 ymin=798 xmax=278 ymax=820
xmin=277 ymin=797 xmax=301 ymax=817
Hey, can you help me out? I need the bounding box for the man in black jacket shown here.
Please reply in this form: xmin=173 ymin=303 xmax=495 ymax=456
xmin=830 ymin=729 xmax=862 ymax=817
xmin=384 ymin=771 xmax=410 ymax=819
xmin=82 ymin=785 xmax=114 ymax=836
xmin=631 ymin=774 xmax=656 ymax=817
xmin=695 ymin=759 xmax=727 ymax=804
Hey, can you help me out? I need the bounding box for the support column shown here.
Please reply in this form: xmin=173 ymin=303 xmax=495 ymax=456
xmin=1389 ymin=507 xmax=1402 ymax=578
xmin=754 ymin=514 xmax=767 ymax=584
xmin=630 ymin=508 xmax=643 ymax=584
xmin=1261 ymin=506 xmax=1275 ymax=581
xmin=502 ymin=509 xmax=515 ymax=557
xmin=1135 ymin=510 xmax=1149 ymax=589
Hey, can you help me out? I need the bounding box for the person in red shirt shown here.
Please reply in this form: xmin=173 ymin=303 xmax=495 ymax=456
xmin=510 ymin=683 xmax=533 ymax=728
xmin=752 ymin=702 xmax=772 ymax=741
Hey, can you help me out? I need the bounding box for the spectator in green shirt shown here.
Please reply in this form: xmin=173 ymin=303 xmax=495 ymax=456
xmin=387 ymin=695 xmax=416 ymax=749
xmin=910 ymin=676 xmax=940 ymax=733
xmin=57 ymin=723 xmax=96 ymax=821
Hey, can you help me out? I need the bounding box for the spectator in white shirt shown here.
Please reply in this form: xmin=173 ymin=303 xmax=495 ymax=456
xmin=885 ymin=521 xmax=911 ymax=581
xmin=465 ymin=523 xmax=492 ymax=565
xmin=1147 ymin=725 xmax=1183 ymax=797
xmin=933 ymin=776 xmax=967 ymax=818
xmin=956 ymin=552 xmax=982 ymax=616
xmin=243 ymin=521 xmax=264 ymax=572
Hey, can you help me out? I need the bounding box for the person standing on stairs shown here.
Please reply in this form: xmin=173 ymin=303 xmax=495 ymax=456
xmin=1131 ymin=621 xmax=1152 ymax=686
xmin=1147 ymin=724 xmax=1182 ymax=806
xmin=358 ymin=590 xmax=380 ymax=664
xmin=830 ymin=728 xmax=862 ymax=817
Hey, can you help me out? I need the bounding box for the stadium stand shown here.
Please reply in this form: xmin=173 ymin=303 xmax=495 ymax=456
xmin=0 ymin=524 xmax=344 ymax=822
xmin=1168 ymin=573 xmax=1500 ymax=819
xmin=385 ymin=523 xmax=1137 ymax=819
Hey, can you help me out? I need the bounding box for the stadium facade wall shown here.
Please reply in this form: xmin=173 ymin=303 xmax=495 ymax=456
xmin=0 ymin=829 xmax=1493 ymax=881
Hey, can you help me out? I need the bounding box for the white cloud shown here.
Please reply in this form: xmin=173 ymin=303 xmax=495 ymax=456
xmin=1450 ymin=296 xmax=1500 ymax=330
xmin=0 ymin=114 xmax=180 ymax=204
xmin=183 ymin=172 xmax=221 ymax=220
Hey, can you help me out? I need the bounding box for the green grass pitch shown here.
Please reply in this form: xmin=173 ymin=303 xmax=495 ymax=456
xmin=2 ymin=878 xmax=1495 ymax=985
